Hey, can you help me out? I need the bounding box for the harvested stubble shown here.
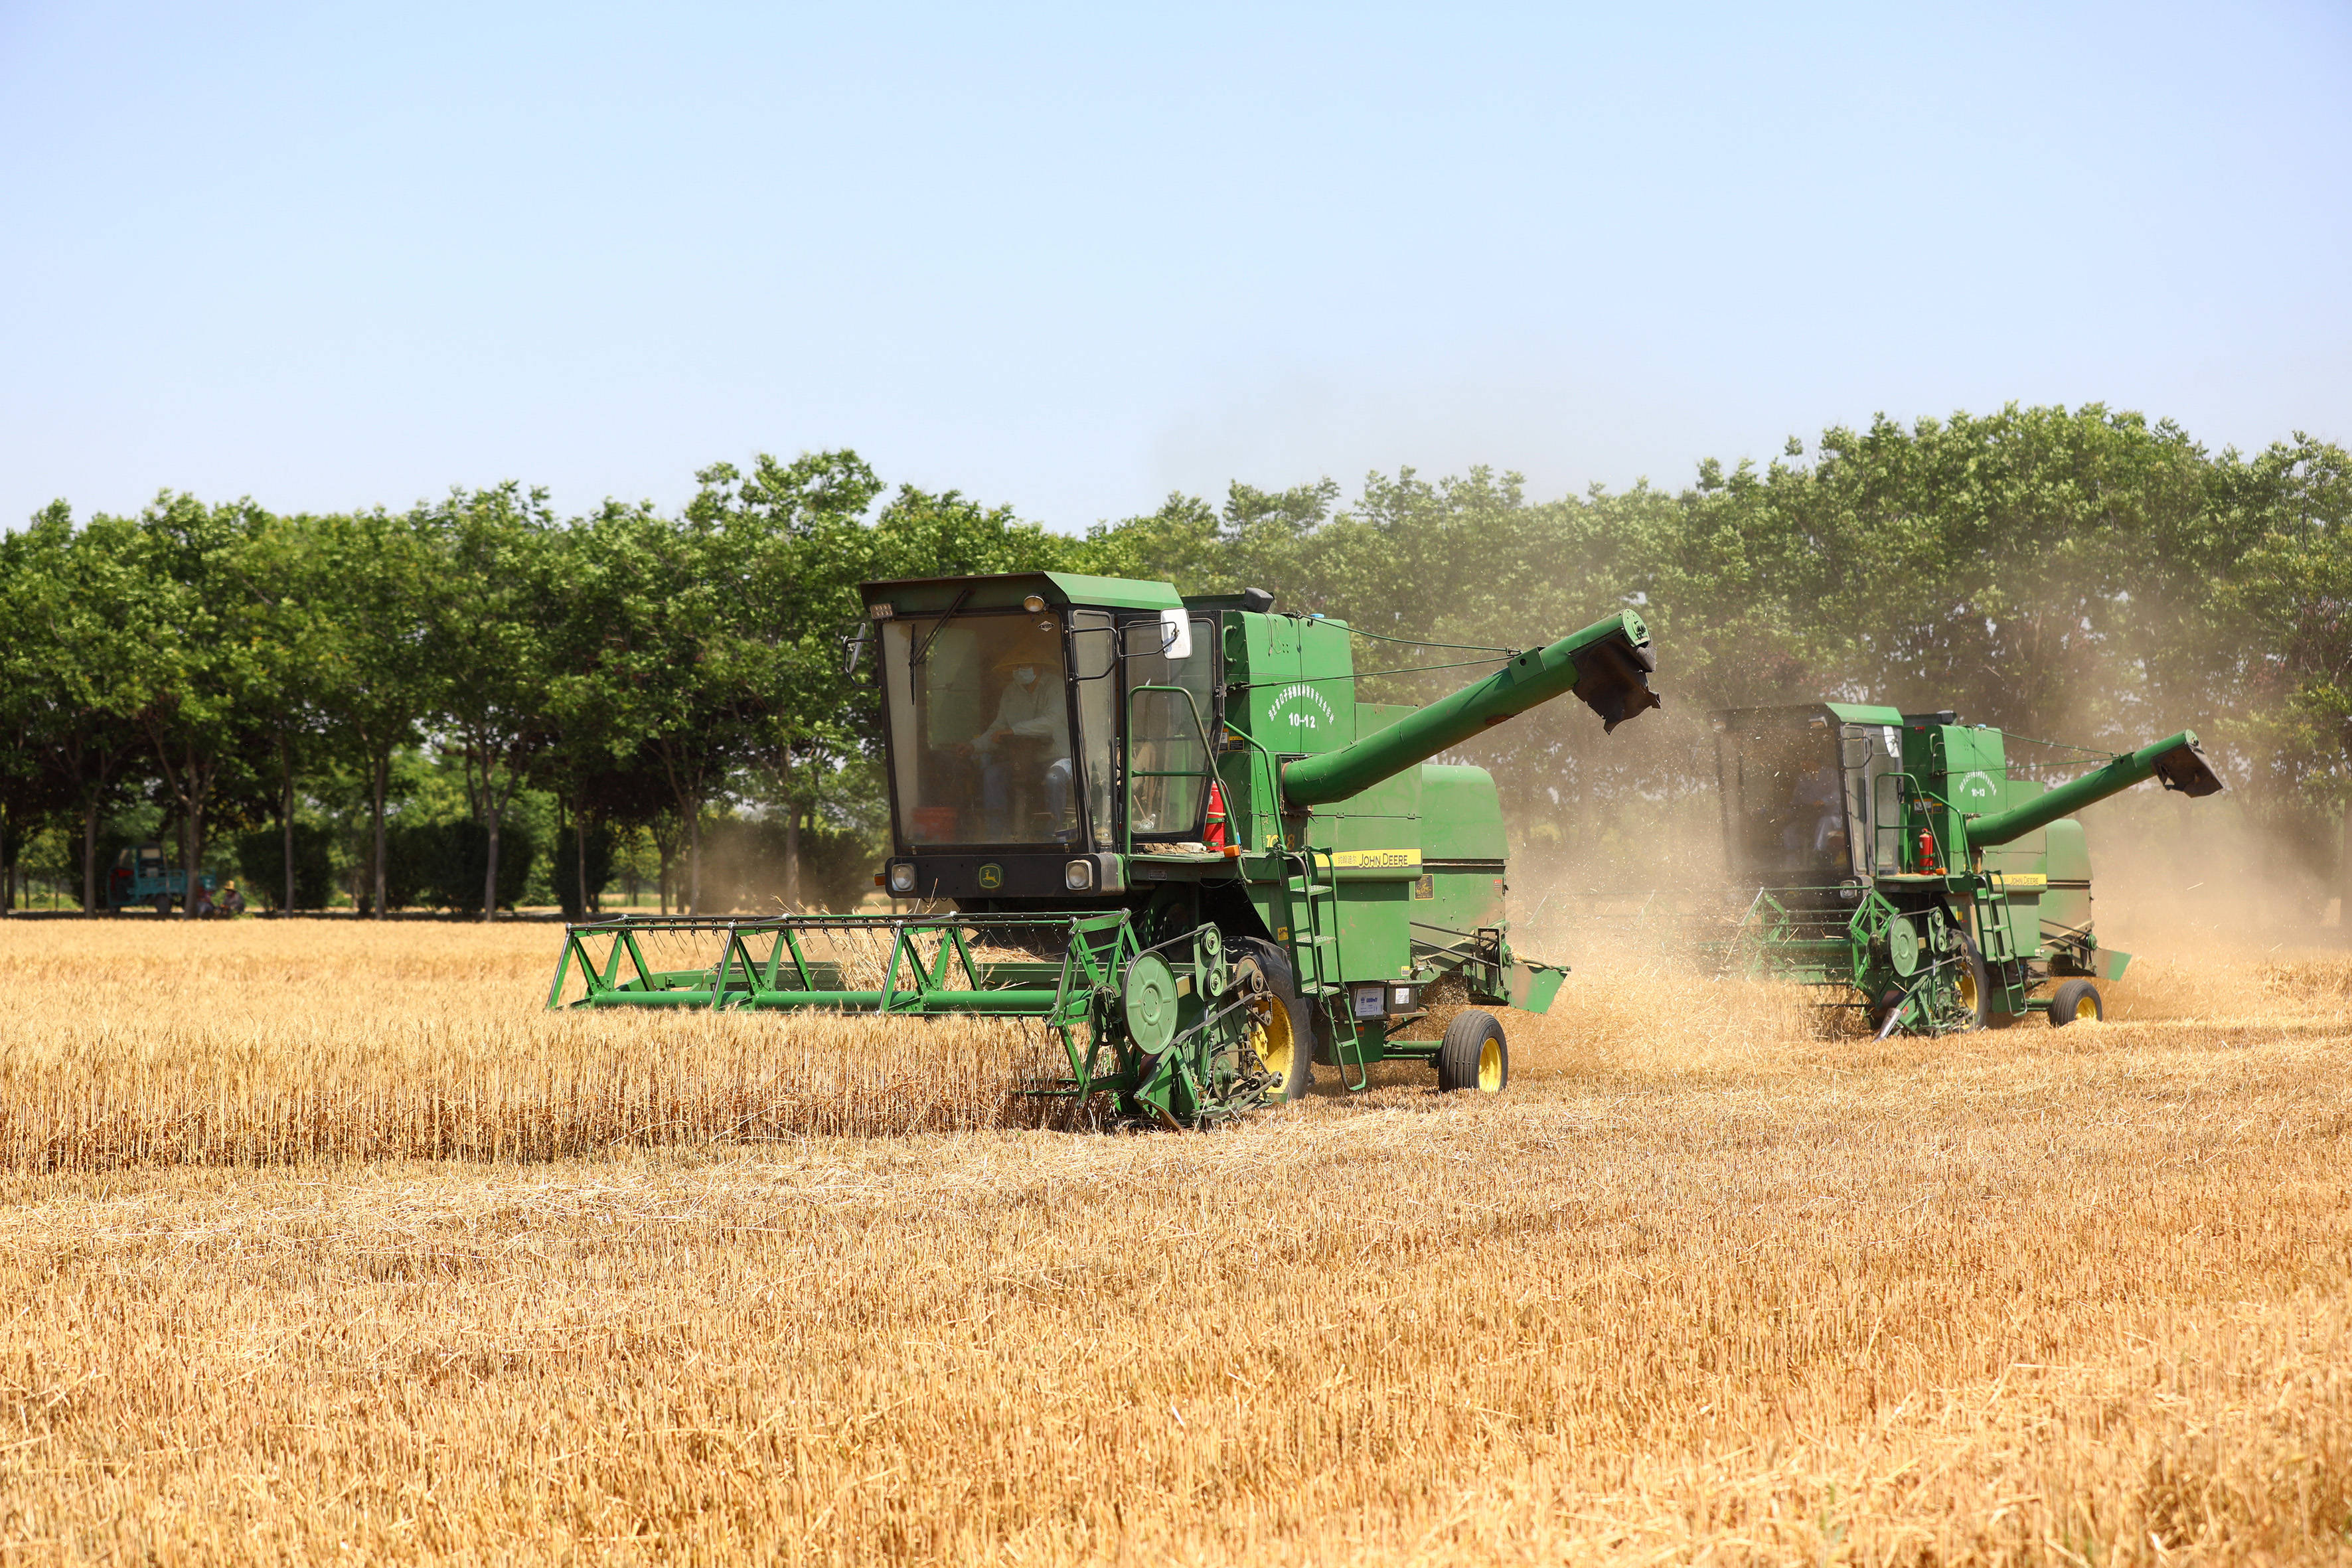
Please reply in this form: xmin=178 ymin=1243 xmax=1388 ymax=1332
xmin=0 ymin=919 xmax=2349 ymax=1565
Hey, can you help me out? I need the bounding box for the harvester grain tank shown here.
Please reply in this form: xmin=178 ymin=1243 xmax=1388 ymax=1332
xmin=1717 ymin=704 xmax=2223 ymax=1033
xmin=550 ymin=572 xmax=1662 ymax=1125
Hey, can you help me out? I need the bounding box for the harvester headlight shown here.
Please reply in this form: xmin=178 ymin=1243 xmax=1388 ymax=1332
xmin=1064 ymin=858 xmax=1095 ymax=891
xmin=888 ymin=862 xmax=917 ymax=893
xmin=1023 ymin=594 xmax=1046 ymax=613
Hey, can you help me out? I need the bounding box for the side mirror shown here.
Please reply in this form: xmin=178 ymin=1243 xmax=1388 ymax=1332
xmin=1071 ymin=609 xmax=1117 ymax=679
xmin=1122 ymin=610 xmax=1194 ymax=662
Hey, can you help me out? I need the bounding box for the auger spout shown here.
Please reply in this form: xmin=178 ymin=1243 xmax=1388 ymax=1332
xmin=1966 ymin=731 xmax=2224 ymax=848
xmin=1279 ymin=609 xmax=1660 ymax=809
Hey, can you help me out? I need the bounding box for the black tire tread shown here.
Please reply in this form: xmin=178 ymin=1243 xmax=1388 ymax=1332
xmin=1436 ymin=1008 xmax=1506 ymax=1094
xmin=2048 ymin=977 xmax=2102 ymax=1027
xmin=1237 ymin=938 xmax=1314 ymax=1099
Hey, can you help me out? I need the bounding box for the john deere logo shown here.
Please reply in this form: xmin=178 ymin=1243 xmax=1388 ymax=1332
xmin=977 ymin=863 xmax=1004 ymax=890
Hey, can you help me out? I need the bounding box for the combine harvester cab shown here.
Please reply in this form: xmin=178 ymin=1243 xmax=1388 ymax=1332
xmin=552 ymin=572 xmax=1662 ymax=1126
xmin=1716 ymin=703 xmax=2223 ymax=1035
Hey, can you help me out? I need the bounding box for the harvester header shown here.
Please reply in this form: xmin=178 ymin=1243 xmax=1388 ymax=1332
xmin=552 ymin=570 xmax=1662 ymax=1126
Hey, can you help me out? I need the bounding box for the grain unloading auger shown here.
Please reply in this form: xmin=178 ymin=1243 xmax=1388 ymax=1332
xmin=550 ymin=573 xmax=1661 ymax=1126
xmin=1715 ymin=704 xmax=2224 ymax=1034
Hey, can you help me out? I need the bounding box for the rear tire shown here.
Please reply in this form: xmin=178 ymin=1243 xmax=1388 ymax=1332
xmin=151 ymin=894 xmax=172 ymax=915
xmin=1235 ymin=939 xmax=1314 ymax=1101
xmin=2049 ymin=978 xmax=2102 ymax=1026
xmin=1436 ymin=1008 xmax=1508 ymax=1094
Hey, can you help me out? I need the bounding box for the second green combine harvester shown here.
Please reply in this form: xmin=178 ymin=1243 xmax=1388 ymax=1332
xmin=550 ymin=573 xmax=1662 ymax=1125
xmin=1717 ymin=704 xmax=2224 ymax=1034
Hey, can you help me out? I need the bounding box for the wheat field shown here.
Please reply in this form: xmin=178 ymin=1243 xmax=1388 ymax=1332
xmin=0 ymin=916 xmax=2347 ymax=1564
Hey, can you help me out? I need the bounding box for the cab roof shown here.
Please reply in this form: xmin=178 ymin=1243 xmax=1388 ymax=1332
xmin=860 ymin=571 xmax=1184 ymax=615
xmin=1826 ymin=700 xmax=1906 ymax=726
xmin=1714 ymin=700 xmax=1905 ymax=728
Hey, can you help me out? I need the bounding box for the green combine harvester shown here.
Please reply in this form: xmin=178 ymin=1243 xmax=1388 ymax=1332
xmin=1717 ymin=703 xmax=2224 ymax=1034
xmin=550 ymin=572 xmax=1662 ymax=1125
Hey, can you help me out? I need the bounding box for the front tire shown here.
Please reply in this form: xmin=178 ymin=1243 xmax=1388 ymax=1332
xmin=1949 ymin=934 xmax=1991 ymax=1032
xmin=1437 ymin=1008 xmax=1508 ymax=1094
xmin=1235 ymin=939 xmax=1314 ymax=1101
xmin=2049 ymin=978 xmax=2102 ymax=1026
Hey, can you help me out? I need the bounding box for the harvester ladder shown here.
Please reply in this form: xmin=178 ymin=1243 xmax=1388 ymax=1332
xmin=1285 ymin=846 xmax=1369 ymax=1092
xmin=1973 ymin=888 xmax=2017 ymax=966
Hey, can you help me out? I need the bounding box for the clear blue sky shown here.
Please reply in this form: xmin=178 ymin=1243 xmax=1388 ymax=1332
xmin=3 ymin=1 xmax=2346 ymax=533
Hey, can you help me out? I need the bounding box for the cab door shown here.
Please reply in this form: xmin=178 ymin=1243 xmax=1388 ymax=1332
xmin=1122 ymin=611 xmax=1219 ymax=845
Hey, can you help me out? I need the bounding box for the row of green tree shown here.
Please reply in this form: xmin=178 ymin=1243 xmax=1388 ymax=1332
xmin=1103 ymin=406 xmax=2352 ymax=895
xmin=5 ymin=403 xmax=2349 ymax=915
xmin=0 ymin=452 xmax=1064 ymax=916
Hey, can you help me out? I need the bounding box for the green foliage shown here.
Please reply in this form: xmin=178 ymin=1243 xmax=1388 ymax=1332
xmin=5 ymin=411 xmax=2349 ymax=911
xmin=381 ymin=819 xmax=540 ymax=915
xmin=280 ymin=503 xmax=439 ymax=915
xmin=553 ymin=824 xmax=616 ymax=921
xmin=235 ymin=823 xmax=337 ymax=911
xmin=117 ymin=493 xmax=280 ymax=904
xmin=1 ymin=503 xmax=156 ymax=903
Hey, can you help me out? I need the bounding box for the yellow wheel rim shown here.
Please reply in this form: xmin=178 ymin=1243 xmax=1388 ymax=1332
xmin=1249 ymin=995 xmax=1294 ymax=1091
xmin=1958 ymin=968 xmax=1978 ymax=1017
xmin=2075 ymin=993 xmax=2098 ymax=1021
xmin=1477 ymin=1036 xmax=1502 ymax=1092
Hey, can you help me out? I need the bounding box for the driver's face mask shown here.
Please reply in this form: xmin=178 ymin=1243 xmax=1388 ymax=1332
xmin=1013 ymin=666 xmax=1036 ymax=687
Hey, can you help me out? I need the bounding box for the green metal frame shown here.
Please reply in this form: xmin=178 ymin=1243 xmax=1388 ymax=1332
xmin=552 ymin=911 xmax=1136 ymax=1093
xmin=551 ymin=909 xmax=1280 ymax=1124
xmin=1721 ymin=708 xmax=2222 ymax=1036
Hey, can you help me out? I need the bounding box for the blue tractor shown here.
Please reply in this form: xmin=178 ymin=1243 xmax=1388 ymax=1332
xmin=104 ymin=845 xmax=214 ymax=915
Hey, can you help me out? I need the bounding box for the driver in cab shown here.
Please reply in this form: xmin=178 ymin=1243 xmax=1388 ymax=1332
xmin=976 ymin=661 xmax=1072 ymax=834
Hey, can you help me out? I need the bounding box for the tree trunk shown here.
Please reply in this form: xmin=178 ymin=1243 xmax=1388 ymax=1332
xmin=191 ymin=802 xmax=207 ymax=917
xmin=180 ymin=779 xmax=200 ymax=921
xmin=82 ymin=797 xmax=100 ymax=917
xmin=147 ymin=732 xmax=213 ymax=921
xmin=779 ymin=752 xmax=802 ymax=912
xmin=483 ymin=810 xmax=501 ymax=923
xmin=372 ymin=753 xmax=389 ymax=920
xmin=576 ymin=815 xmax=591 ymax=917
xmin=784 ymin=800 xmax=803 ymax=912
xmin=686 ymin=800 xmax=701 ymax=915
xmin=281 ymin=731 xmax=296 ymax=914
xmin=2339 ymin=793 xmax=2352 ymax=924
